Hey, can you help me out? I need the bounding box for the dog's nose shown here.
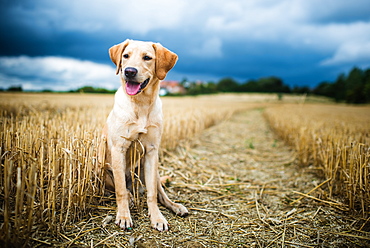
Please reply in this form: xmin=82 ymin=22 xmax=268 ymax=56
xmin=124 ymin=67 xmax=138 ymax=78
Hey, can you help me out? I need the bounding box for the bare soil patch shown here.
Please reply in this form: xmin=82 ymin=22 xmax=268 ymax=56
xmin=31 ymin=109 xmax=369 ymax=247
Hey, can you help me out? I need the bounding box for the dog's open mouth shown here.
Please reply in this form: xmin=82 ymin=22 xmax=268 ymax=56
xmin=125 ymin=78 xmax=150 ymax=96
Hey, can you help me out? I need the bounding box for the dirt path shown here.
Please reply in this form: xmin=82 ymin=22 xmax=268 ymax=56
xmin=58 ymin=109 xmax=369 ymax=247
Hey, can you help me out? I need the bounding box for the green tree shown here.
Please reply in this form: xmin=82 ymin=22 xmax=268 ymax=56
xmin=346 ymin=67 xmax=366 ymax=103
xmin=292 ymin=86 xmax=311 ymax=94
xmin=333 ymin=73 xmax=347 ymax=102
xmin=76 ymin=86 xmax=115 ymax=93
xmin=364 ymin=69 xmax=370 ymax=102
xmin=7 ymin=85 xmax=23 ymax=92
xmin=313 ymin=67 xmax=370 ymax=103
xmin=217 ymin=78 xmax=239 ymax=92
xmin=239 ymin=77 xmax=290 ymax=93
xmin=313 ymin=81 xmax=335 ymax=97
xmin=239 ymin=80 xmax=258 ymax=92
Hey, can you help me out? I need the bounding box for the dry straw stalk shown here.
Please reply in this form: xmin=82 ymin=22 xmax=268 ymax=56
xmin=264 ymin=103 xmax=370 ymax=215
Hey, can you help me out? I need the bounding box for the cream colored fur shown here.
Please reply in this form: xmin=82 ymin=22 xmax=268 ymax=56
xmin=99 ymin=39 xmax=188 ymax=231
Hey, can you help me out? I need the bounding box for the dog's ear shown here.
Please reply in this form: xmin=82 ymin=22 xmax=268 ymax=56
xmin=109 ymin=39 xmax=130 ymax=75
xmin=152 ymin=43 xmax=178 ymax=80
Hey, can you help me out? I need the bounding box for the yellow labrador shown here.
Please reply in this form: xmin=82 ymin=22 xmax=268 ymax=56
xmin=99 ymin=39 xmax=188 ymax=231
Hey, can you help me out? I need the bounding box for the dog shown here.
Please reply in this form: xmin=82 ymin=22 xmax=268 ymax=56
xmin=98 ymin=39 xmax=188 ymax=231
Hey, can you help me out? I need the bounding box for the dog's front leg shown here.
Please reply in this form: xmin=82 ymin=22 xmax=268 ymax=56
xmin=111 ymin=145 xmax=133 ymax=229
xmin=144 ymin=144 xmax=169 ymax=231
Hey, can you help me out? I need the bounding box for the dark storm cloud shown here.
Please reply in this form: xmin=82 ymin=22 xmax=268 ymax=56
xmin=304 ymin=0 xmax=370 ymax=24
xmin=1 ymin=0 xmax=370 ymax=90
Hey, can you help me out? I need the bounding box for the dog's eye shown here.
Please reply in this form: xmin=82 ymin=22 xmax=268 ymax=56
xmin=123 ymin=54 xmax=129 ymax=59
xmin=143 ymin=55 xmax=152 ymax=61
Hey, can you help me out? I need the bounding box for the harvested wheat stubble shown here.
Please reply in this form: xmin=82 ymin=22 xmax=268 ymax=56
xmin=31 ymin=109 xmax=369 ymax=247
xmin=264 ymin=104 xmax=370 ymax=215
xmin=0 ymin=93 xmax=260 ymax=246
xmin=1 ymin=93 xmax=369 ymax=247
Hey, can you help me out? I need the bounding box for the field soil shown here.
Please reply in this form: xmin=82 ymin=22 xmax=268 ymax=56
xmin=37 ymin=109 xmax=369 ymax=247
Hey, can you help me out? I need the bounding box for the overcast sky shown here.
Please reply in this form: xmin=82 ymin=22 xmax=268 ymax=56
xmin=1 ymin=0 xmax=370 ymax=91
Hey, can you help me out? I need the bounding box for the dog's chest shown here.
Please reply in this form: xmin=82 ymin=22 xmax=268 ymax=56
xmin=109 ymin=91 xmax=163 ymax=145
xmin=121 ymin=120 xmax=148 ymax=141
xmin=109 ymin=111 xmax=160 ymax=143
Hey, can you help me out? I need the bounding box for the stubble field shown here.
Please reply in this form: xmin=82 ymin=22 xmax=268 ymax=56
xmin=0 ymin=92 xmax=369 ymax=247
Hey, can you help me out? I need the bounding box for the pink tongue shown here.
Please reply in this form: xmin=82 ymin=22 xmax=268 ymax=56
xmin=126 ymin=81 xmax=141 ymax=95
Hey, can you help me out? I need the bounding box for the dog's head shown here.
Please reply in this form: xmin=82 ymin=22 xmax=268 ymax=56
xmin=109 ymin=39 xmax=178 ymax=96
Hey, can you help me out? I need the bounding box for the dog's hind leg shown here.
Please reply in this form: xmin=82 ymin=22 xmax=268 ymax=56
xmin=157 ymin=174 xmax=189 ymax=217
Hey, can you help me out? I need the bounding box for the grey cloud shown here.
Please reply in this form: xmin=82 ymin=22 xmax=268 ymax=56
xmin=0 ymin=56 xmax=118 ymax=91
xmin=1 ymin=0 xmax=370 ymax=90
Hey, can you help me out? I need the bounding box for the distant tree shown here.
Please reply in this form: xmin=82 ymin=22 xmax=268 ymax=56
xmin=217 ymin=77 xmax=239 ymax=92
xmin=313 ymin=81 xmax=335 ymax=97
xmin=292 ymin=85 xmax=311 ymax=94
xmin=186 ymin=81 xmax=218 ymax=95
xmin=201 ymin=81 xmax=218 ymax=94
xmin=7 ymin=85 xmax=23 ymax=92
xmin=239 ymin=79 xmax=258 ymax=92
xmin=76 ymin=86 xmax=115 ymax=94
xmin=364 ymin=69 xmax=370 ymax=102
xmin=313 ymin=66 xmax=370 ymax=103
xmin=333 ymin=73 xmax=347 ymax=102
xmin=186 ymin=82 xmax=202 ymax=95
xmin=258 ymin=77 xmax=289 ymax=93
xmin=180 ymin=77 xmax=189 ymax=86
xmin=239 ymin=77 xmax=290 ymax=93
xmin=345 ymin=67 xmax=366 ymax=103
xmin=78 ymin=86 xmax=95 ymax=93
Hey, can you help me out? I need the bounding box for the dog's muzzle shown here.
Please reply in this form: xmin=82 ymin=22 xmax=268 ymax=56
xmin=125 ymin=78 xmax=150 ymax=96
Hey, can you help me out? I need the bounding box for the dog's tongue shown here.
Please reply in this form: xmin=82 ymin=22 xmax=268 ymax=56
xmin=126 ymin=81 xmax=141 ymax=95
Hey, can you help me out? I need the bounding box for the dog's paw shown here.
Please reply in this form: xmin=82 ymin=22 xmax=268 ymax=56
xmin=115 ymin=213 xmax=133 ymax=230
xmin=151 ymin=218 xmax=169 ymax=231
xmin=172 ymin=203 xmax=189 ymax=217
xmin=150 ymin=213 xmax=169 ymax=231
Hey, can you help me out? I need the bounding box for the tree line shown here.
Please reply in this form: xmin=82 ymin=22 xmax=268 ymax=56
xmin=0 ymin=85 xmax=116 ymax=94
xmin=184 ymin=76 xmax=291 ymax=95
xmin=2 ymin=67 xmax=369 ymax=103
xmin=184 ymin=67 xmax=370 ymax=103
xmin=313 ymin=67 xmax=370 ymax=104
